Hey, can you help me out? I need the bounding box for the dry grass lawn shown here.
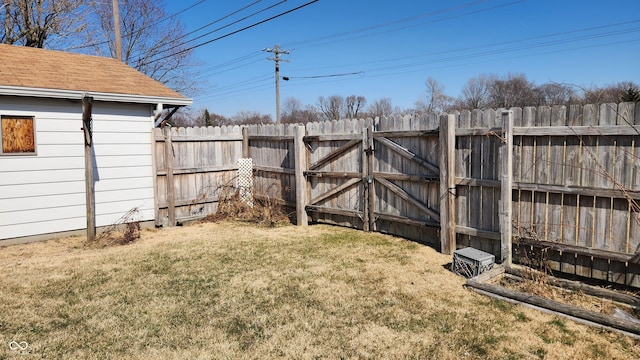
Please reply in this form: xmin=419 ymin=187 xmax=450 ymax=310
xmin=0 ymin=221 xmax=638 ymax=359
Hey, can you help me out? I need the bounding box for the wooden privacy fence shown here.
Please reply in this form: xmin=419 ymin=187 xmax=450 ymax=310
xmin=153 ymin=125 xmax=243 ymax=226
xmin=154 ymin=102 xmax=640 ymax=288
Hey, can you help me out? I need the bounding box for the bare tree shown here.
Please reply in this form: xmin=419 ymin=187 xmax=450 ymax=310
xmin=580 ymin=81 xmax=640 ymax=104
xmin=488 ymin=73 xmax=537 ymax=108
xmin=415 ymin=76 xmax=452 ymax=114
xmin=534 ymin=82 xmax=577 ymax=106
xmin=1 ymin=0 xmax=89 ymax=48
xmin=345 ymin=95 xmax=366 ymax=119
xmin=89 ymin=0 xmax=201 ymax=95
xmin=367 ymin=97 xmax=394 ymax=119
xmin=193 ymin=108 xmax=229 ymax=127
xmin=458 ymin=74 xmax=494 ymax=110
xmin=281 ymin=97 xmax=320 ymax=124
xmin=231 ymin=111 xmax=273 ymax=125
xmin=317 ymin=95 xmax=344 ymax=121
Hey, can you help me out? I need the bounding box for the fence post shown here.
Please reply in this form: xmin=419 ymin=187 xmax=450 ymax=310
xmin=242 ymin=126 xmax=250 ymax=158
xmin=294 ymin=125 xmax=308 ymax=226
xmin=439 ymin=114 xmax=456 ymax=254
xmin=362 ymin=124 xmax=370 ymax=231
xmin=82 ymin=96 xmax=96 ymax=241
xmin=500 ymin=111 xmax=514 ymax=264
xmin=366 ymin=124 xmax=376 ymax=231
xmin=163 ymin=126 xmax=176 ymax=227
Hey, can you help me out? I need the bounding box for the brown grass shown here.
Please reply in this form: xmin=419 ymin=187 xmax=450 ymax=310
xmin=0 ymin=222 xmax=638 ymax=359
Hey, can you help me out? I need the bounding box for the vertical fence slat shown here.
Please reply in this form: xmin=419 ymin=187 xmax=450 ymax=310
xmin=500 ymin=111 xmax=513 ymax=264
xmin=163 ymin=126 xmax=176 ymax=226
xmin=440 ymin=114 xmax=456 ymax=254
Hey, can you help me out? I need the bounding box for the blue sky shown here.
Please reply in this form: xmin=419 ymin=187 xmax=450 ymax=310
xmin=165 ymin=0 xmax=640 ymax=119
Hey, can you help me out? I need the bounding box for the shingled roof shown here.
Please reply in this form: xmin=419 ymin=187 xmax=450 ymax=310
xmin=0 ymin=44 xmax=191 ymax=106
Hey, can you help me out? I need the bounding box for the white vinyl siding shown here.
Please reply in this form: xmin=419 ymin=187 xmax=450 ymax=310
xmin=0 ymin=97 xmax=156 ymax=240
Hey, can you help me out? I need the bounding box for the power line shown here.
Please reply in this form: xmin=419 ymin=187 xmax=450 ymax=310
xmin=286 ymin=19 xmax=640 ymax=74
xmin=179 ymin=0 xmax=265 ymax=40
xmin=144 ymin=0 xmax=288 ymax=61
xmin=282 ymin=71 xmax=364 ymax=80
xmin=284 ymin=0 xmax=492 ymax=49
xmin=65 ymin=0 xmax=207 ymax=51
xmin=192 ymin=1 xmax=521 ymax=84
xmin=200 ymin=27 xmax=639 ymax=101
xmin=138 ymin=0 xmax=319 ymax=67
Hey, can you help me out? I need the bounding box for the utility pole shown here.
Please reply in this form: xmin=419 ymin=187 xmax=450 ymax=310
xmin=264 ymin=45 xmax=289 ymax=124
xmin=112 ymin=0 xmax=122 ymax=61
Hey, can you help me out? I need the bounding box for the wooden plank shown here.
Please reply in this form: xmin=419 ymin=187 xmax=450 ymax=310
xmin=247 ymin=135 xmax=294 ymax=141
xmin=455 ymin=225 xmax=501 ymax=240
xmin=154 ymin=134 xmax=243 ymax=142
xmin=455 ymin=127 xmax=504 ymax=136
xmin=308 ymin=139 xmax=360 ymax=171
xmin=304 ymin=133 xmax=361 ymax=142
xmin=372 ymin=129 xmax=439 ymax=138
xmin=82 ymin=96 xmax=95 ymax=241
xmin=362 ymin=125 xmax=370 ymax=231
xmin=500 ymin=111 xmax=513 ymax=264
xmin=156 ymin=165 xmax=239 ymax=176
xmin=513 ymin=182 xmax=640 ymax=200
xmin=377 ymin=177 xmax=440 ymax=222
xmin=375 ymin=135 xmax=439 ymax=175
xmin=305 ymin=205 xmax=360 ymax=219
xmin=305 ymin=171 xmax=361 ymax=179
xmin=294 ymin=125 xmax=308 ymax=226
xmin=242 ymin=127 xmax=250 ymax=158
xmin=480 ymin=109 xmax=495 ymax=235
xmin=610 ymin=197 xmax=630 ymax=253
xmin=440 ymin=114 xmax=456 ymax=254
xmin=456 ymin=111 xmax=471 ymax=237
xmin=465 ymin=280 xmax=640 ymax=336
xmin=456 ymin=178 xmax=501 ymax=188
xmin=469 ymin=109 xmax=483 ymax=237
xmin=367 ymin=124 xmax=376 ymax=231
xmin=373 ymin=172 xmax=438 ymax=182
xmin=376 ymin=213 xmax=439 ymax=229
xmin=309 ymin=178 xmax=361 ymax=206
xmin=548 ymin=107 xmax=565 ymax=244
xmin=562 ymin=193 xmax=578 ymax=245
xmin=163 ymin=126 xmax=176 ymax=227
xmin=254 ymin=165 xmax=296 ymax=175
xmin=564 ymin=105 xmax=583 ymax=190
xmin=513 ymin=125 xmax=640 ymax=136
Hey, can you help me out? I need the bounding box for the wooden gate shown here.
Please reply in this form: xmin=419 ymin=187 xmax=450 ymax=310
xmin=304 ymin=116 xmax=442 ymax=247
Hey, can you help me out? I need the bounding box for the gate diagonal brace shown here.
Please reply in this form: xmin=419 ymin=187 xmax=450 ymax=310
xmin=375 ymin=136 xmax=439 ymax=175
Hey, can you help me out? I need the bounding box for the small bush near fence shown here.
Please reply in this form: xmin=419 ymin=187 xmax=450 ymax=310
xmin=204 ymin=184 xmax=289 ymax=227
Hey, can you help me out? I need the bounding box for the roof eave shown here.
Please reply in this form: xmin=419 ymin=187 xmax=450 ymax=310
xmin=0 ymin=85 xmax=193 ymax=107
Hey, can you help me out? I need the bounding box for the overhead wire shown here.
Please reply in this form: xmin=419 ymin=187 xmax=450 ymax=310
xmin=66 ymin=0 xmax=207 ymax=51
xmin=145 ymin=0 xmax=289 ymax=60
xmin=283 ymin=0 xmax=526 ymax=50
xmin=197 ymin=0 xmax=496 ymax=82
xmin=204 ymin=21 xmax=639 ymax=100
xmin=138 ymin=0 xmax=319 ymax=67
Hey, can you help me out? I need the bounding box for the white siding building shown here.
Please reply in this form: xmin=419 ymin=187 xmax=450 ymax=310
xmin=0 ymin=45 xmax=191 ymax=243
